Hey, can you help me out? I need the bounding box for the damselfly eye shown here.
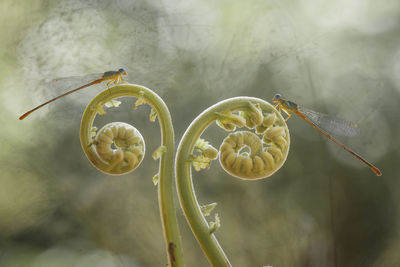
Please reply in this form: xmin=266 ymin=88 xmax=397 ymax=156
xmin=272 ymin=94 xmax=281 ymax=101
xmin=118 ymin=68 xmax=127 ymax=75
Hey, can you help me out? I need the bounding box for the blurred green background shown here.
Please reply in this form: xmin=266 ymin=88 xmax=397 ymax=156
xmin=1 ymin=0 xmax=399 ymax=266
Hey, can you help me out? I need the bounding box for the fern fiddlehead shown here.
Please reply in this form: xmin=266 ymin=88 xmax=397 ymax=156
xmin=80 ymin=84 xmax=183 ymax=267
xmin=175 ymin=97 xmax=290 ymax=266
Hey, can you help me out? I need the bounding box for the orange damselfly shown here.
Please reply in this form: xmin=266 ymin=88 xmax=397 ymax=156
xmin=19 ymin=68 xmax=127 ymax=120
xmin=272 ymin=93 xmax=382 ymax=176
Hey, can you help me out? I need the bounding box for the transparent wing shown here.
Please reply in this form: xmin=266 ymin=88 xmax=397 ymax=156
xmin=41 ymin=73 xmax=103 ymax=97
xmin=31 ymin=72 xmax=105 ymax=108
xmin=23 ymin=72 xmax=105 ymax=118
xmin=298 ymin=106 xmax=360 ymax=136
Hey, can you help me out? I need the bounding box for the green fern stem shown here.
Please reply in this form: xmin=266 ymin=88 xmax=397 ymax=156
xmin=175 ymin=97 xmax=290 ymax=266
xmin=80 ymin=84 xmax=184 ymax=267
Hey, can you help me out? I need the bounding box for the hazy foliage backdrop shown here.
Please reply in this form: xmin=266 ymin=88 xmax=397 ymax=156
xmin=1 ymin=0 xmax=399 ymax=266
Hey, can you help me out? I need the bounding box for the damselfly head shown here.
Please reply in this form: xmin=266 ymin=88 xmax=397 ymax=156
xmin=118 ymin=68 xmax=127 ymax=76
xmin=272 ymin=93 xmax=281 ymax=103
